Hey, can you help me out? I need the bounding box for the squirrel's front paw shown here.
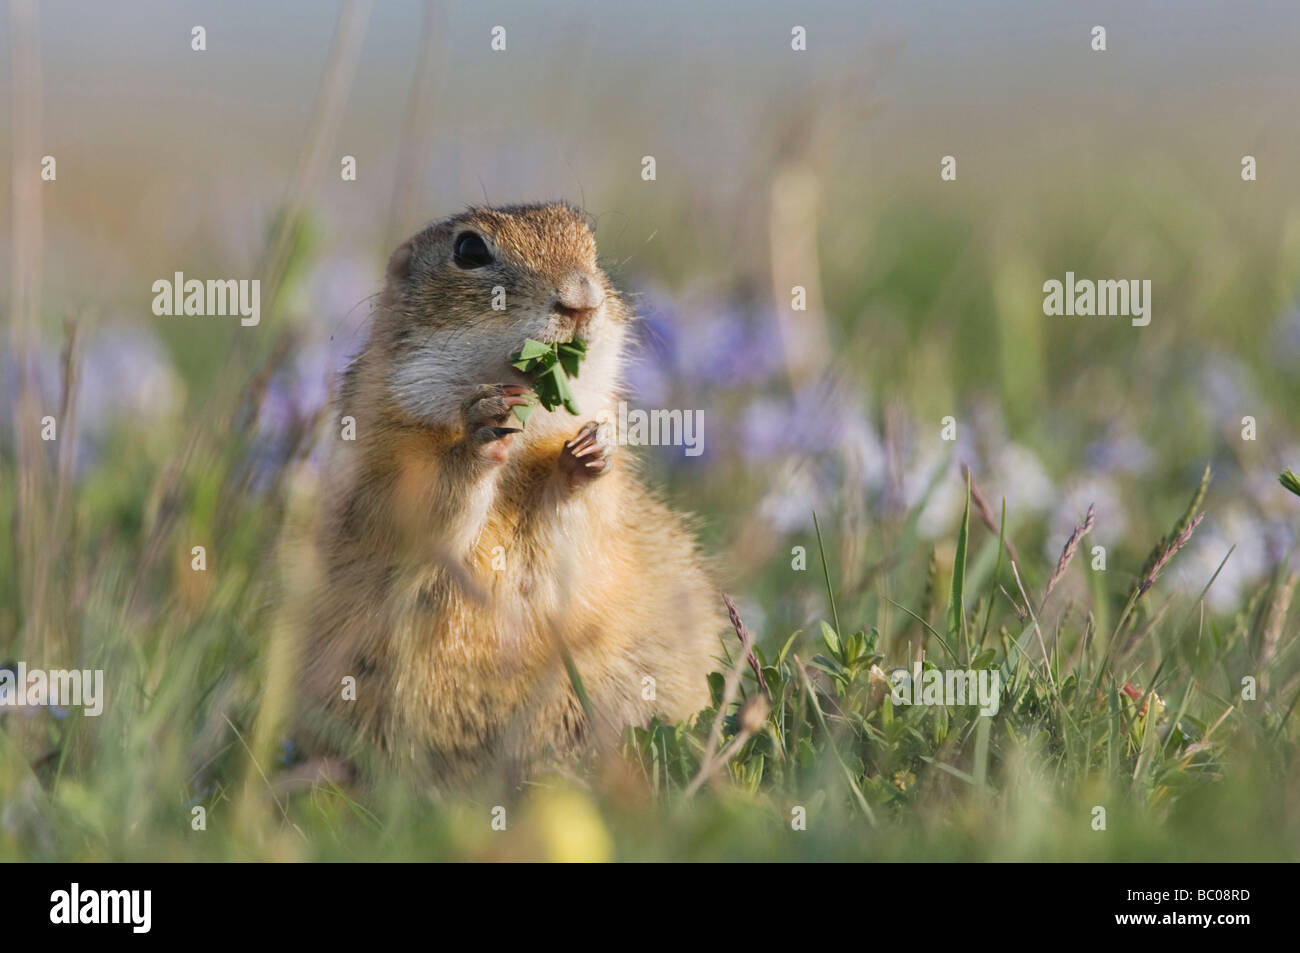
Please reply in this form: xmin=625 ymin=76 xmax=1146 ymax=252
xmin=462 ymin=383 xmax=530 ymax=463
xmin=559 ymin=420 xmax=615 ymax=487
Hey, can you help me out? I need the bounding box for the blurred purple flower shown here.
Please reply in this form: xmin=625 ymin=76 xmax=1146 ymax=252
xmin=1085 ymin=429 xmax=1154 ymax=476
xmin=740 ymin=379 xmax=876 ymax=464
xmin=986 ymin=443 xmax=1055 ymax=514
xmin=902 ymin=443 xmax=977 ymax=541
xmin=1201 ymin=354 xmax=1260 ymax=418
xmin=624 ymin=285 xmax=784 ymax=403
xmin=258 ymin=256 xmax=375 ymax=444
xmin=250 ymin=261 xmax=381 ymax=489
xmin=1173 ymin=507 xmax=1284 ymax=612
xmin=757 ymin=461 xmax=824 ymax=534
xmin=676 ymin=302 xmax=784 ymax=384
xmin=78 ymin=327 xmax=181 ymax=439
xmin=624 ymin=300 xmax=677 ymax=405
xmin=307 ymin=253 xmax=375 ymax=374
xmin=0 ymin=326 xmax=180 ymax=472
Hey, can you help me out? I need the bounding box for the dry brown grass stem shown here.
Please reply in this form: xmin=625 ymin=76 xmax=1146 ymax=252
xmin=962 ymin=463 xmax=1020 ymax=567
xmin=685 ymin=594 xmax=760 ymax=796
xmin=8 ymin=0 xmax=47 ymax=658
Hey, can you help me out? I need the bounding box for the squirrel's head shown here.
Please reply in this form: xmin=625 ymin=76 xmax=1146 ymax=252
xmin=378 ymin=202 xmax=630 ymax=430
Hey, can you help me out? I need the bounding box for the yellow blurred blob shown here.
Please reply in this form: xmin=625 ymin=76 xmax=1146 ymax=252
xmin=532 ymin=789 xmax=612 ymax=863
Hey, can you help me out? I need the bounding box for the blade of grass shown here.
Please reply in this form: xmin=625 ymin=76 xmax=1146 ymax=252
xmin=948 ymin=470 xmax=971 ymax=661
xmin=978 ymin=497 xmax=1009 ymax=652
xmin=793 ymin=654 xmax=876 ymax=826
xmin=813 ymin=510 xmax=843 ymax=640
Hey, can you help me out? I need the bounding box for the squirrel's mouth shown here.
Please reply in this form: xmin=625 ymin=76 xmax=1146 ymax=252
xmin=533 ymin=325 xmax=587 ymax=347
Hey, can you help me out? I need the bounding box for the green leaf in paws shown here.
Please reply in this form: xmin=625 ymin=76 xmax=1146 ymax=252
xmin=557 ymin=339 xmax=587 ymax=377
xmin=514 ymin=338 xmax=553 ymax=363
xmin=509 ymin=337 xmax=585 ymax=424
xmin=511 ymin=400 xmax=536 ymax=427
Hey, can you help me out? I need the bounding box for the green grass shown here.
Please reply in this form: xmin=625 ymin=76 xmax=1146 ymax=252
xmin=4 ymin=167 xmax=1300 ymax=860
xmin=2 ymin=391 xmax=1297 ymax=860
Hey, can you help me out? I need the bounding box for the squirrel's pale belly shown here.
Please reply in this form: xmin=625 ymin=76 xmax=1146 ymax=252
xmin=306 ymin=478 xmax=723 ymax=781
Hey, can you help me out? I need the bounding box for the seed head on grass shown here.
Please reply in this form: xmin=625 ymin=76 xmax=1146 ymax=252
xmin=1137 ymin=513 xmax=1205 ymax=597
xmin=723 ymin=592 xmax=769 ymax=698
xmin=685 ymin=594 xmax=765 ymax=797
xmin=1130 ymin=464 xmax=1211 ymax=603
xmin=1043 ymin=502 xmax=1096 ymax=606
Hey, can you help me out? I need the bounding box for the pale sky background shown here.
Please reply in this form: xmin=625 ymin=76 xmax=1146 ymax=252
xmin=2 ymin=0 xmax=1298 ymax=311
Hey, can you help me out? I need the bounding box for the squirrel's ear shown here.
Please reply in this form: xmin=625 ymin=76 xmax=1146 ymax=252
xmin=387 ymin=240 xmax=415 ymax=280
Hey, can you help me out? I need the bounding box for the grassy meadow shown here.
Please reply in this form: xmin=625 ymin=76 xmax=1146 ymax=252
xmin=3 ymin=2 xmax=1300 ymax=861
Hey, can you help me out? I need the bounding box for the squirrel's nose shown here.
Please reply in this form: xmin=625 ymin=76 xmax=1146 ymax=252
xmin=554 ymin=272 xmax=604 ymax=326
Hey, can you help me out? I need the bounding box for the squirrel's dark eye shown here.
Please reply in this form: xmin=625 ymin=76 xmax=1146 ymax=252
xmin=453 ymin=232 xmax=493 ymax=269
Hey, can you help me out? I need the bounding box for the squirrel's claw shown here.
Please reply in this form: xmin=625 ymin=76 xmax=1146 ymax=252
xmin=463 ymin=384 xmax=530 ymax=463
xmin=462 ymin=385 xmax=531 ymax=429
xmin=559 ymin=420 xmax=614 ymax=486
xmin=476 ymin=426 xmax=522 ymax=443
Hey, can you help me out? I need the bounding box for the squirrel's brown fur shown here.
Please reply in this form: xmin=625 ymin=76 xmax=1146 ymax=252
xmin=299 ymin=203 xmax=724 ymax=783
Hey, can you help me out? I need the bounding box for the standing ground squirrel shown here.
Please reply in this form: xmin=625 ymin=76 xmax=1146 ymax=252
xmin=300 ymin=203 xmax=726 ymax=782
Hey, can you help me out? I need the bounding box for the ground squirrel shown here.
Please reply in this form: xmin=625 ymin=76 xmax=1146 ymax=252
xmin=300 ymin=203 xmax=725 ymax=783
